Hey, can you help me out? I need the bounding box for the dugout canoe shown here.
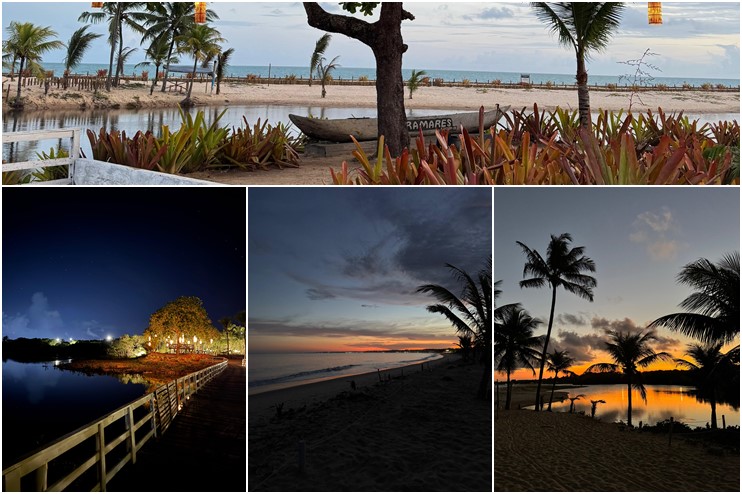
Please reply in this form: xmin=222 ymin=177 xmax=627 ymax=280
xmin=288 ymin=106 xmax=509 ymax=143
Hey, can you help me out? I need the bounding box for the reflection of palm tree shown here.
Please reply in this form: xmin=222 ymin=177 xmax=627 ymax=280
xmin=518 ymin=233 xmax=597 ymax=412
xmin=650 ymin=252 xmax=739 ymax=345
xmin=545 ymin=349 xmax=575 ymax=411
xmin=568 ymin=394 xmax=586 ymax=413
xmin=586 ymin=329 xmax=672 ymax=427
xmin=417 ymin=259 xmax=492 ymax=399
xmin=531 ymin=2 xmax=625 ymax=128
xmin=493 ymin=305 xmax=543 ymax=409
xmin=675 ymin=343 xmax=740 ymax=429
xmin=590 ymin=399 xmax=606 ymax=418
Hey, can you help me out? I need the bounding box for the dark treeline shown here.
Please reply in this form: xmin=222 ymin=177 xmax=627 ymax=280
xmin=2 ymin=337 xmax=107 ymax=362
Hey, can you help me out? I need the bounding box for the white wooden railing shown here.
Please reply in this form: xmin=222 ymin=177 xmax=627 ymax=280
xmin=2 ymin=128 xmax=81 ymax=185
xmin=2 ymin=358 xmax=228 ymax=492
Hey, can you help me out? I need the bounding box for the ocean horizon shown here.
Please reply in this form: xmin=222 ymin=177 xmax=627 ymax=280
xmin=33 ymin=62 xmax=741 ymax=88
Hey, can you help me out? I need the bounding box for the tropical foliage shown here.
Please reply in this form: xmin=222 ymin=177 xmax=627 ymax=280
xmin=107 ymin=334 xmax=147 ymax=359
xmin=317 ymin=55 xmax=340 ymax=98
xmin=650 ymin=252 xmax=740 ymax=344
xmin=586 ymin=329 xmax=673 ymax=427
xmin=175 ymin=24 xmax=225 ymax=103
xmin=407 ymin=69 xmax=427 ymax=99
xmin=309 ymin=33 xmax=331 ymax=87
xmin=517 ymin=233 xmax=597 ymax=412
xmin=545 ymin=349 xmax=575 ymax=411
xmin=63 ymin=26 xmax=102 ymax=87
xmin=143 ymin=296 xmax=220 ymax=354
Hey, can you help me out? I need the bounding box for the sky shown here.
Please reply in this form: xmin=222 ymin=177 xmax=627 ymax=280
xmin=2 ymin=188 xmax=246 ymax=341
xmin=248 ymin=187 xmax=492 ymax=353
xmin=494 ymin=187 xmax=740 ymax=380
xmin=1 ymin=2 xmax=739 ymax=80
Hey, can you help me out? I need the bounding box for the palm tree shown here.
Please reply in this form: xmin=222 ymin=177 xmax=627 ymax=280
xmin=417 ymin=259 xmax=492 ymax=399
xmin=115 ymin=46 xmax=137 ymax=83
xmin=531 ymin=2 xmax=625 ymax=128
xmin=407 ymin=69 xmax=427 ymax=99
xmin=317 ymin=55 xmax=340 ymax=99
xmin=650 ymin=252 xmax=739 ymax=345
xmin=214 ymin=47 xmax=234 ymax=96
xmin=3 ymin=22 xmax=63 ymax=107
xmin=309 ymin=33 xmax=331 ymax=87
xmin=675 ymin=343 xmax=740 ymax=429
xmin=590 ymin=399 xmax=606 ymax=418
xmin=568 ymin=394 xmax=586 ymax=413
xmin=493 ymin=305 xmax=543 ymax=409
xmin=457 ymin=334 xmax=474 ymax=362
xmin=545 ymin=349 xmax=575 ymax=411
xmin=518 ymin=233 xmax=597 ymax=412
xmin=79 ymin=2 xmax=147 ymax=91
xmin=219 ymin=317 xmax=231 ymax=355
xmin=586 ymin=329 xmax=673 ymax=427
xmin=136 ymin=35 xmax=178 ymax=95
xmin=176 ymin=24 xmax=225 ymax=105
xmin=140 ymin=2 xmax=218 ymax=93
xmin=63 ymin=26 xmax=102 ymax=88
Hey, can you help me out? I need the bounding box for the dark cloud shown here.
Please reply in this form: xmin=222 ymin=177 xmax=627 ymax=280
xmin=591 ymin=317 xmax=645 ymax=334
xmin=306 ymin=288 xmax=336 ymax=300
xmin=361 ymin=304 xmax=379 ymax=309
xmin=551 ymin=330 xmax=605 ymax=364
xmin=557 ymin=313 xmax=588 ymax=326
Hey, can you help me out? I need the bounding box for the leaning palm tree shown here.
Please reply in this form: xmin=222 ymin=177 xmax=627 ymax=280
xmin=140 ymin=2 xmax=219 ymax=92
xmin=417 ymin=259 xmax=492 ymax=399
xmin=115 ymin=46 xmax=137 ymax=82
xmin=309 ymin=33 xmax=331 ymax=87
xmin=586 ymin=329 xmax=673 ymax=427
xmin=493 ymin=305 xmax=543 ymax=409
xmin=675 ymin=343 xmax=740 ymax=429
xmin=518 ymin=233 xmax=597 ymax=412
xmin=545 ymin=349 xmax=575 ymax=411
xmin=531 ymin=2 xmax=625 ymax=128
xmin=3 ymin=22 xmax=63 ymax=107
xmin=317 ymin=55 xmax=341 ymax=99
xmin=63 ymin=26 xmax=102 ymax=88
xmin=214 ymin=47 xmax=234 ymax=95
xmin=407 ymin=69 xmax=427 ymax=99
xmin=176 ymin=24 xmax=225 ymax=105
xmin=650 ymin=252 xmax=739 ymax=345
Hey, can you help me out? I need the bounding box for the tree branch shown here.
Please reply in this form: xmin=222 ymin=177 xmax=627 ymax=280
xmin=303 ymin=2 xmax=376 ymax=47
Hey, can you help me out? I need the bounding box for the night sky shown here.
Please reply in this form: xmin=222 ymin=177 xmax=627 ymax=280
xmin=248 ymin=188 xmax=492 ymax=353
xmin=494 ymin=187 xmax=740 ymax=378
xmin=2 ymin=188 xmax=246 ymax=341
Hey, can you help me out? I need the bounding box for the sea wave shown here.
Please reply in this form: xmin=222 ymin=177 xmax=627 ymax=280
xmin=248 ymin=364 xmax=358 ymax=388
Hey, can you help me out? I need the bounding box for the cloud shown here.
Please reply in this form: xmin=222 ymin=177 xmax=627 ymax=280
xmin=635 ymin=207 xmax=674 ymax=233
xmin=629 ymin=206 xmax=683 ymax=261
xmin=306 ymin=288 xmax=336 ymax=300
xmin=361 ymin=304 xmax=379 ymax=309
xmin=463 ymin=6 xmax=514 ymax=21
xmin=557 ymin=313 xmax=589 ymax=326
xmin=591 ymin=316 xmax=645 ymax=334
xmin=551 ymin=330 xmax=605 ymax=364
xmin=3 ymin=292 xmax=65 ymax=337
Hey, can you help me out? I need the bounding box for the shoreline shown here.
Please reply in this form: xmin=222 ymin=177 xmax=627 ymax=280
xmin=3 ymin=79 xmax=739 ymax=114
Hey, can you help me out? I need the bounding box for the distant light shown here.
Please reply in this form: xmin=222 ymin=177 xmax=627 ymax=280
xmin=55 ymin=338 xmax=61 ymax=343
xmin=69 ymin=338 xmax=73 ymax=342
xmin=106 ymin=335 xmax=113 ymax=342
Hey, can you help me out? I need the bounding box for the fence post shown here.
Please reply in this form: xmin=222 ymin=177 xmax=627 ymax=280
xmin=150 ymin=395 xmax=159 ymax=438
xmin=97 ymin=423 xmax=107 ymax=491
xmin=34 ymin=464 xmax=48 ymax=491
xmin=126 ymin=405 xmax=137 ymax=463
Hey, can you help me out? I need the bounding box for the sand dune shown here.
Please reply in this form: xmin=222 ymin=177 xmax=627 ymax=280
xmin=249 ymin=357 xmax=491 ymax=492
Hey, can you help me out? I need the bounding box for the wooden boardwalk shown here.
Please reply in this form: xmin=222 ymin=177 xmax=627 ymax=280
xmin=107 ymin=360 xmax=246 ymax=492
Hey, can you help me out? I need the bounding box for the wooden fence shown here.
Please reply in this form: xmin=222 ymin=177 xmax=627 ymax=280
xmin=2 ymin=128 xmax=81 ymax=185
xmin=2 ymin=358 xmax=227 ymax=492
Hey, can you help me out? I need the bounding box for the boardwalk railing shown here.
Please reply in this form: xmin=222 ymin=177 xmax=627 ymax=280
xmin=2 ymin=128 xmax=81 ymax=185
xmin=2 ymin=358 xmax=228 ymax=492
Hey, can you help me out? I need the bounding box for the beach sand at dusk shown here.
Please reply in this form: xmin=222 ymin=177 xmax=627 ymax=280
xmin=248 ymin=356 xmax=491 ymax=491
xmin=495 ymin=409 xmax=740 ymax=491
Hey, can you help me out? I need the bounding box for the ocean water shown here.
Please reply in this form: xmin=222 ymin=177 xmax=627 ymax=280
xmin=36 ymin=63 xmax=740 ymax=88
xmin=248 ymin=352 xmax=443 ymax=395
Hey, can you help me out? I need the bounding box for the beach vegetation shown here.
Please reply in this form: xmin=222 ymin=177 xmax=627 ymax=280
xmin=532 ymin=2 xmax=625 ymax=128
xmin=175 ymin=23 xmax=225 ymax=105
xmin=494 ymin=304 xmax=543 ymax=409
xmin=115 ymin=46 xmax=137 ymax=82
xmin=136 ymin=34 xmax=179 ymax=95
xmin=143 ymin=296 xmax=220 ymax=355
xmin=417 ymin=258 xmax=492 ymax=399
xmin=62 ymin=26 xmax=102 ymax=89
xmin=650 ymin=252 xmax=739 ymax=345
xmin=433 ymin=77 xmax=444 ymax=87
xmin=545 ymin=349 xmax=575 ymax=411
xmin=407 ymin=69 xmax=427 ymax=99
xmin=2 ymin=21 xmax=63 ymax=107
xmin=358 ymin=75 xmax=369 ymax=82
xmin=517 ymin=233 xmax=597 ymax=412
xmin=317 ymin=55 xmax=341 ymax=98
xmin=87 ymin=127 xmax=167 ymax=171
xmin=214 ymin=47 xmax=234 ymax=95
xmin=586 ymin=329 xmax=673 ymax=427
xmin=140 ymin=2 xmax=218 ymax=93
xmin=218 ymin=117 xmax=301 ymax=170
xmin=618 ymin=48 xmax=661 ymax=111
xmin=303 ymin=3 xmax=415 ymax=154
xmin=309 ymin=33 xmax=332 ymax=88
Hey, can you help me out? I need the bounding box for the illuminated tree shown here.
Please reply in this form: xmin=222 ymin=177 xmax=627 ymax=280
xmin=144 ymin=296 xmax=219 ymax=354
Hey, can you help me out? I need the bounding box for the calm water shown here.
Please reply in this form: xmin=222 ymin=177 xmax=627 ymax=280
xmin=2 ymin=359 xmax=148 ymax=467
xmin=545 ymin=384 xmax=739 ymax=428
xmin=248 ymin=352 xmax=443 ymax=395
xmin=2 ymin=105 xmax=737 ymax=164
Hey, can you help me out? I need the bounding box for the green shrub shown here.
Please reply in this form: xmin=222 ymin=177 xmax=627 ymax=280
xmin=107 ymin=334 xmax=147 ymax=359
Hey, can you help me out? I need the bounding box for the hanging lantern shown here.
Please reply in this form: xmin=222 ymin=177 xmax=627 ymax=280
xmin=195 ymin=2 xmax=207 ymax=24
xmin=648 ymin=2 xmax=662 ymax=25
xmin=91 ymin=2 xmax=103 ymax=7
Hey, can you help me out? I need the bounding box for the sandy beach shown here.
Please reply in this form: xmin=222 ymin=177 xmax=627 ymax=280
xmin=495 ymin=409 xmax=740 ymax=491
xmin=3 ymin=78 xmax=739 ymax=114
xmin=248 ymin=355 xmax=491 ymax=491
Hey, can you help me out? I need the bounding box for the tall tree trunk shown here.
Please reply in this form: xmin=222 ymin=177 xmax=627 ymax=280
xmin=151 ymin=63 xmax=160 ymax=95
xmin=161 ymin=37 xmax=175 ymax=92
xmin=548 ymin=372 xmax=558 ymax=411
xmin=710 ymin=392 xmax=717 ymax=429
xmin=535 ymin=285 xmax=557 ymax=411
xmin=505 ymin=370 xmax=512 ymax=410
xmin=15 ymin=57 xmax=25 ymax=104
xmin=576 ymin=50 xmax=590 ymax=128
xmin=186 ymin=56 xmax=197 ymax=100
xmin=627 ymin=378 xmax=633 ymax=427
xmin=115 ymin=25 xmax=124 ymax=87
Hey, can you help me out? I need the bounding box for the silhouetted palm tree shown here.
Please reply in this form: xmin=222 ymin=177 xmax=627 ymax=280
xmin=568 ymin=394 xmax=586 ymax=413
xmin=518 ymin=233 xmax=596 ymax=411
xmin=590 ymin=399 xmax=606 ymax=418
xmin=63 ymin=26 xmax=102 ymax=88
xmin=650 ymin=252 xmax=739 ymax=345
xmin=309 ymin=33 xmax=331 ymax=87
xmin=675 ymin=343 xmax=740 ymax=429
xmin=493 ymin=305 xmax=543 ymax=409
xmin=531 ymin=2 xmax=625 ymax=127
xmin=417 ymin=259 xmax=492 ymax=399
xmin=457 ymin=334 xmax=474 ymax=362
xmin=586 ymin=329 xmax=672 ymax=426
xmin=3 ymin=22 xmax=63 ymax=106
xmin=545 ymin=349 xmax=575 ymax=411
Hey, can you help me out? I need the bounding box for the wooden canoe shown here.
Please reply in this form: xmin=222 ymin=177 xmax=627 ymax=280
xmin=288 ymin=106 xmax=509 ymax=143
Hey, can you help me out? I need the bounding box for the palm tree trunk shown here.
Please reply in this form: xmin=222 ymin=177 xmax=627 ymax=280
xmin=186 ymin=57 xmax=197 ymax=100
xmin=576 ymin=51 xmax=591 ymax=128
xmin=548 ymin=372 xmax=557 ymax=411
xmin=115 ymin=27 xmax=124 ymax=86
xmin=15 ymin=57 xmax=25 ymax=104
xmin=505 ymin=369 xmax=511 ymax=410
xmin=151 ymin=63 xmax=160 ymax=95
xmin=160 ymin=38 xmax=175 ymax=92
xmin=627 ymin=378 xmax=633 ymax=427
xmin=535 ymin=285 xmax=557 ymax=410
xmin=710 ymin=392 xmax=718 ymax=429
